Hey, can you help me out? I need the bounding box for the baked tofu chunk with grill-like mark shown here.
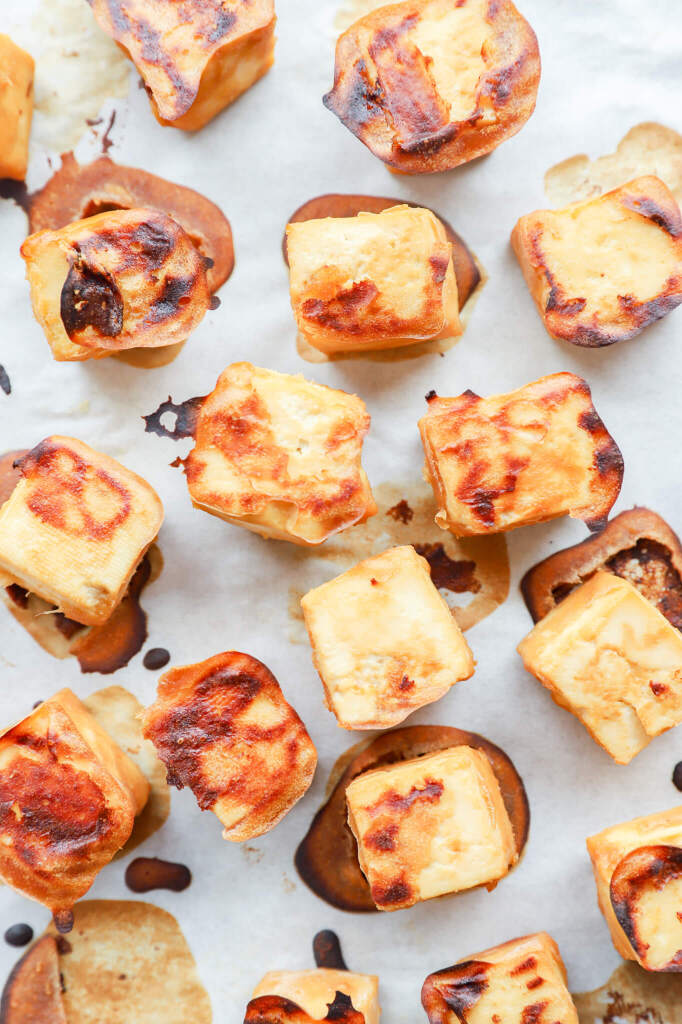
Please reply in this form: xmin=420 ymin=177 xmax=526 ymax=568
xmin=0 ymin=35 xmax=34 ymax=181
xmin=518 ymin=572 xmax=682 ymax=765
xmin=184 ymin=362 xmax=376 ymax=546
xmin=324 ymin=0 xmax=539 ymax=176
xmin=141 ymin=651 xmax=317 ymax=842
xmin=21 ymin=208 xmax=210 ymax=362
xmin=421 ymin=932 xmax=578 ymax=1024
xmin=345 ymin=745 xmax=516 ymax=912
xmin=251 ymin=971 xmax=380 ymax=1024
xmin=286 ymin=205 xmax=461 ymax=355
xmin=511 ymin=176 xmax=682 ymax=347
xmin=301 ymin=545 xmax=475 ymax=731
xmin=418 ymin=372 xmax=623 ymax=537
xmin=0 ymin=436 xmax=163 ymax=627
xmin=587 ymin=806 xmax=682 ymax=971
xmin=0 ymin=689 xmax=149 ymax=925
xmin=87 ymin=0 xmax=276 ymax=131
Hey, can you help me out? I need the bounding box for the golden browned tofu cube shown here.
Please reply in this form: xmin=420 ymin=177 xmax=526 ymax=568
xmin=0 ymin=436 xmax=163 ymax=626
xmin=0 ymin=688 xmax=149 ymax=923
xmin=286 ymin=205 xmax=461 ymax=355
xmin=346 ymin=745 xmax=516 ymax=911
xmin=512 ymin=176 xmax=682 ymax=347
xmin=0 ymin=35 xmax=34 ymax=180
xmin=421 ymin=932 xmax=578 ymax=1024
xmin=141 ymin=651 xmax=317 ymax=841
xmin=21 ymin=208 xmax=210 ymax=362
xmin=518 ymin=572 xmax=682 ymax=765
xmin=184 ymin=362 xmax=376 ymax=546
xmin=418 ymin=372 xmax=623 ymax=536
xmin=301 ymin=545 xmax=474 ymax=730
xmin=251 ymin=970 xmax=380 ymax=1024
xmin=587 ymin=806 xmax=682 ymax=971
xmin=87 ymin=0 xmax=276 ymax=131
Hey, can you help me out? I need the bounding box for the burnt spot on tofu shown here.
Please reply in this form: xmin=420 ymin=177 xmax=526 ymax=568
xmin=60 ymin=259 xmax=123 ymax=339
xmin=421 ymin=959 xmax=489 ymax=1022
xmin=244 ymin=991 xmax=365 ymax=1023
xmin=610 ymin=844 xmax=682 ymax=969
xmin=301 ymin=281 xmax=380 ymax=334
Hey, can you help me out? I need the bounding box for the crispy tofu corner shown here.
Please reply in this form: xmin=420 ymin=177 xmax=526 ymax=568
xmin=251 ymin=970 xmax=380 ymax=1024
xmin=0 ymin=34 xmax=34 ymax=181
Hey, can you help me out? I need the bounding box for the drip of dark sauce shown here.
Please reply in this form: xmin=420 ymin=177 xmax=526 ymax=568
xmin=209 ymin=294 xmax=221 ymax=310
xmin=414 ymin=543 xmax=480 ymax=594
xmin=143 ymin=647 xmax=171 ymax=670
xmin=673 ymin=761 xmax=682 ymax=791
xmin=4 ymin=924 xmax=33 ymax=947
xmin=386 ymin=500 xmax=413 ymax=524
xmin=0 ymin=365 xmax=10 ymax=396
xmin=55 ymin=936 xmax=72 ymax=955
xmin=313 ymin=930 xmax=348 ymax=971
xmin=143 ymin=395 xmax=205 ymax=440
xmin=425 ymin=389 xmax=437 ymax=401
xmin=101 ymin=110 xmax=116 ymax=155
xmin=53 ymin=910 xmax=74 ymax=935
xmin=0 ymin=178 xmax=32 ymax=215
xmin=124 ymin=857 xmax=192 ymax=893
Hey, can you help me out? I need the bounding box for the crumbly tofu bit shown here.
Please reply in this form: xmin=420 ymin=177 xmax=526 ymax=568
xmin=518 ymin=571 xmax=682 ymax=765
xmin=422 ymin=932 xmax=579 ymax=1024
xmin=252 ymin=970 xmax=380 ymax=1024
xmin=345 ymin=745 xmax=516 ymax=912
xmin=512 ymin=176 xmax=682 ymax=347
xmin=0 ymin=688 xmax=149 ymax=917
xmin=587 ymin=806 xmax=682 ymax=971
xmin=286 ymin=205 xmax=461 ymax=355
xmin=184 ymin=362 xmax=376 ymax=546
xmin=418 ymin=372 xmax=623 ymax=537
xmin=301 ymin=545 xmax=474 ymax=730
xmin=87 ymin=0 xmax=276 ymax=131
xmin=0 ymin=436 xmax=163 ymax=626
xmin=141 ymin=651 xmax=317 ymax=842
xmin=0 ymin=35 xmax=34 ymax=181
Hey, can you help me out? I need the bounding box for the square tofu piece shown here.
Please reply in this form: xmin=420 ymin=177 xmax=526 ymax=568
xmin=0 ymin=688 xmax=149 ymax=922
xmin=0 ymin=436 xmax=163 ymax=626
xmin=0 ymin=35 xmax=33 ymax=180
xmin=512 ymin=176 xmax=682 ymax=347
xmin=518 ymin=572 xmax=682 ymax=765
xmin=346 ymin=745 xmax=516 ymax=911
xmin=301 ymin=545 xmax=474 ymax=730
xmin=251 ymin=970 xmax=380 ymax=1024
xmin=587 ymin=806 xmax=682 ymax=971
xmin=418 ymin=372 xmax=623 ymax=536
xmin=286 ymin=205 xmax=461 ymax=355
xmin=141 ymin=652 xmax=317 ymax=841
xmin=184 ymin=362 xmax=376 ymax=546
xmin=421 ymin=932 xmax=578 ymax=1024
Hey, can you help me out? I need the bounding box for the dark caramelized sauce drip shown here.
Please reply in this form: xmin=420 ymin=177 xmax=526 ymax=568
xmin=143 ymin=395 xmax=205 ymax=440
xmin=143 ymin=647 xmax=171 ymax=670
xmin=313 ymin=930 xmax=348 ymax=971
xmin=4 ymin=924 xmax=33 ymax=948
xmin=124 ymin=857 xmax=191 ymax=893
xmin=0 ymin=365 xmax=10 ymax=396
xmin=414 ymin=543 xmax=480 ymax=594
xmin=673 ymin=761 xmax=682 ymax=791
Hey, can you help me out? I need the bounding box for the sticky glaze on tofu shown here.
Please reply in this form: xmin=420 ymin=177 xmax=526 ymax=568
xmin=345 ymin=745 xmax=516 ymax=911
xmin=21 ymin=208 xmax=210 ymax=362
xmin=141 ymin=651 xmax=317 ymax=841
xmin=421 ymin=932 xmax=578 ymax=1024
xmin=518 ymin=572 xmax=682 ymax=765
xmin=301 ymin=545 xmax=474 ymax=730
xmin=324 ymin=0 xmax=540 ymax=175
xmin=184 ymin=362 xmax=376 ymax=545
xmin=87 ymin=0 xmax=276 ymax=131
xmin=512 ymin=176 xmax=682 ymax=347
xmin=251 ymin=970 xmax=380 ymax=1024
xmin=286 ymin=205 xmax=461 ymax=355
xmin=587 ymin=806 xmax=682 ymax=971
xmin=0 ymin=436 xmax=163 ymax=626
xmin=0 ymin=35 xmax=34 ymax=180
xmin=0 ymin=689 xmax=149 ymax=921
xmin=418 ymin=372 xmax=623 ymax=536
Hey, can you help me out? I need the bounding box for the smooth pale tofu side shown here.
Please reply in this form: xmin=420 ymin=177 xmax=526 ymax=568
xmin=301 ymin=545 xmax=474 ymax=730
xmin=0 ymin=34 xmax=34 ymax=180
xmin=252 ymin=970 xmax=380 ymax=1024
xmin=518 ymin=571 xmax=682 ymax=765
xmin=286 ymin=205 xmax=460 ymax=354
xmin=346 ymin=745 xmax=516 ymax=912
xmin=0 ymin=436 xmax=163 ymax=626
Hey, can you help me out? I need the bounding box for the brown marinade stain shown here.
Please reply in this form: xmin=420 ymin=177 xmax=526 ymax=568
xmin=312 ymin=930 xmax=349 ymax=971
xmin=573 ymin=960 xmax=682 ymax=1024
xmin=143 ymin=395 xmax=205 ymax=441
xmin=124 ymin=856 xmax=191 ymax=893
xmin=414 ymin=543 xmax=480 ymax=594
xmin=386 ymin=499 xmax=413 ymax=524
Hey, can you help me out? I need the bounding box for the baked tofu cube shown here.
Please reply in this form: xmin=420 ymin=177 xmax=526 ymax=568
xmin=418 ymin=372 xmax=623 ymax=536
xmin=421 ymin=932 xmax=578 ymax=1024
xmin=141 ymin=651 xmax=317 ymax=841
xmin=184 ymin=362 xmax=376 ymax=546
xmin=587 ymin=806 xmax=682 ymax=971
xmin=346 ymin=745 xmax=516 ymax=911
xmin=0 ymin=35 xmax=34 ymax=180
xmin=0 ymin=688 xmax=149 ymax=923
xmin=512 ymin=176 xmax=682 ymax=347
xmin=21 ymin=208 xmax=210 ymax=362
xmin=0 ymin=436 xmax=163 ymax=626
xmin=518 ymin=572 xmax=682 ymax=765
xmin=87 ymin=0 xmax=276 ymax=131
xmin=286 ymin=205 xmax=461 ymax=355
xmin=301 ymin=545 xmax=475 ymax=730
xmin=251 ymin=970 xmax=380 ymax=1024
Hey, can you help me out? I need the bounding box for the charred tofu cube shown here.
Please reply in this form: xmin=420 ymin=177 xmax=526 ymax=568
xmin=0 ymin=436 xmax=163 ymax=626
xmin=286 ymin=205 xmax=461 ymax=355
xmin=184 ymin=362 xmax=376 ymax=546
xmin=587 ymin=806 xmax=682 ymax=971
xmin=418 ymin=372 xmax=623 ymax=536
xmin=0 ymin=35 xmax=34 ymax=180
xmin=518 ymin=572 xmax=682 ymax=765
xmin=141 ymin=651 xmax=317 ymax=841
xmin=250 ymin=970 xmax=380 ymax=1024
xmin=301 ymin=545 xmax=475 ymax=730
xmin=345 ymin=745 xmax=516 ymax=911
